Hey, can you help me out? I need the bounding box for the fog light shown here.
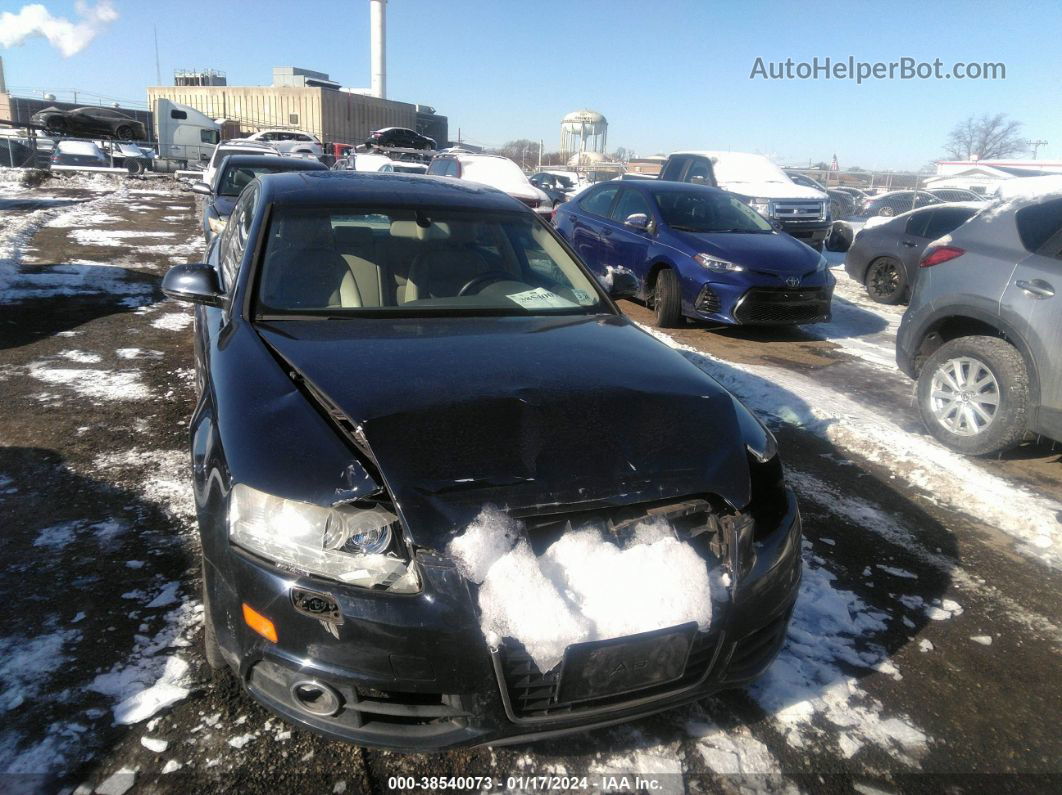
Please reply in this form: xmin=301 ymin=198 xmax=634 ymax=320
xmin=242 ymin=603 xmax=278 ymax=643
xmin=290 ymin=679 xmax=342 ymax=717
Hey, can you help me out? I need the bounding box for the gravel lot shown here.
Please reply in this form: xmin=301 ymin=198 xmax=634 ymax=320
xmin=0 ymin=171 xmax=1059 ymax=793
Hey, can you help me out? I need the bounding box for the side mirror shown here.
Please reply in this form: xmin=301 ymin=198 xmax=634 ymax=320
xmin=162 ymin=263 xmax=224 ymax=307
xmin=191 ymin=181 xmax=212 ymax=196
xmin=624 ymin=212 xmax=651 ymax=232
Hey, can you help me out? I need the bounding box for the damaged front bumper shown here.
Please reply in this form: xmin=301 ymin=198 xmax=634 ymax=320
xmin=205 ymin=489 xmax=802 ymax=752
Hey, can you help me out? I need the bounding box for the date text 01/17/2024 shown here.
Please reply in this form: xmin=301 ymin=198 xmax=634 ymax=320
xmin=386 ymin=775 xmax=668 ymax=791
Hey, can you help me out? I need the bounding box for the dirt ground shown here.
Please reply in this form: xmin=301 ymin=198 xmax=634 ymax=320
xmin=0 ymin=173 xmax=1059 ymax=794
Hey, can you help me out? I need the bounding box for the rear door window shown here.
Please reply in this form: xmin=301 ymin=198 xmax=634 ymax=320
xmin=923 ymin=207 xmax=976 ymax=239
xmin=904 ymin=210 xmax=932 ymax=237
xmin=684 ymin=158 xmax=713 ymax=184
xmin=579 ymin=185 xmax=620 ymax=217
xmin=660 ymin=156 xmax=689 ymax=182
xmin=1016 ymin=198 xmax=1062 ymax=257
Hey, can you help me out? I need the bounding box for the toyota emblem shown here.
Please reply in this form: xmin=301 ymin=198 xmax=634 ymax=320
xmin=786 ymin=276 xmax=801 ymax=288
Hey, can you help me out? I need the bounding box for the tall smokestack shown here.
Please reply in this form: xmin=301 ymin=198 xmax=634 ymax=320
xmin=370 ymin=0 xmax=386 ymax=99
xmin=0 ymin=57 xmax=6 ymax=94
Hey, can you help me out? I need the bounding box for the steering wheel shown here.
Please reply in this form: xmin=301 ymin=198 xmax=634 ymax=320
xmin=457 ymin=270 xmax=516 ymax=297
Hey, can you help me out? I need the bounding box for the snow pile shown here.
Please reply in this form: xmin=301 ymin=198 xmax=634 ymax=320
xmin=448 ymin=506 xmax=714 ymax=672
xmin=88 ymin=599 xmax=200 ymax=725
xmin=642 ymin=325 xmax=1062 ymax=570
xmin=151 ymin=311 xmax=193 ymax=331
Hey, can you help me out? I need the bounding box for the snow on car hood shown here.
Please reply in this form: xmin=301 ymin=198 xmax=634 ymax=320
xmin=448 ymin=505 xmax=715 ymax=672
xmin=718 ymin=179 xmax=827 ymax=201
xmin=256 ymin=315 xmax=752 ymax=548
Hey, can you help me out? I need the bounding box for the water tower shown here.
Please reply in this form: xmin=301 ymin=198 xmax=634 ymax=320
xmin=560 ymin=110 xmax=607 ymax=157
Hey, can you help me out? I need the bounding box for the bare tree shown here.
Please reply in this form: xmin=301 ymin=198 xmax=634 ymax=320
xmin=944 ymin=114 xmax=1026 ymax=161
xmin=609 ymin=147 xmax=631 ymax=163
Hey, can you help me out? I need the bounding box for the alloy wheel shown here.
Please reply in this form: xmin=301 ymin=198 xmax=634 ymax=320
xmin=868 ymin=261 xmax=900 ymax=298
xmin=928 ymin=356 xmax=1000 ymax=436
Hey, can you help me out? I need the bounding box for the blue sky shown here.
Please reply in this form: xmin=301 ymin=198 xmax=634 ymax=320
xmin=2 ymin=0 xmax=1060 ymax=169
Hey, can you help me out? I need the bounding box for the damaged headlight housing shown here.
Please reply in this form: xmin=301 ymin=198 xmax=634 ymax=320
xmin=207 ymin=215 xmax=227 ymax=235
xmin=228 ymin=484 xmax=419 ymax=593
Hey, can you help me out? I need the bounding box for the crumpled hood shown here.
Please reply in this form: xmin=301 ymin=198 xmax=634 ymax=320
xmin=720 ymin=180 xmax=827 ymax=201
xmin=256 ymin=315 xmax=752 ymax=547
xmin=671 ymin=230 xmax=822 ymax=275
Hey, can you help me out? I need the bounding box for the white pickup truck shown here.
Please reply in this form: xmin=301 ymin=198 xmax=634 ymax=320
xmin=660 ymin=151 xmax=832 ymax=250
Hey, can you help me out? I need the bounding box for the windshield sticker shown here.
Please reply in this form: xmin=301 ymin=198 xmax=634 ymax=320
xmin=506 ymin=288 xmax=577 ymax=309
xmin=570 ymin=288 xmax=595 ymax=305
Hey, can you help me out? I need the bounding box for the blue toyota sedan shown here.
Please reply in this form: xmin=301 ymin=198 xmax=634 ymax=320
xmin=554 ymin=180 xmax=834 ymax=327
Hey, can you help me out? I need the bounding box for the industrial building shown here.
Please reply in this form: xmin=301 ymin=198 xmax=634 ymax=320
xmin=147 ymin=1 xmax=446 ymax=149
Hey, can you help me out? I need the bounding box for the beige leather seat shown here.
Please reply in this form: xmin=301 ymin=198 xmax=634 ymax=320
xmin=334 ymin=225 xmax=383 ymax=307
xmin=261 ymin=214 xmax=362 ymax=309
xmin=402 ymin=223 xmax=495 ymax=303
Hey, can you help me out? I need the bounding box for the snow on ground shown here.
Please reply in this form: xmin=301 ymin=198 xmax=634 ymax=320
xmin=642 ymin=325 xmax=1062 ymax=570
xmin=27 ymin=360 xmax=150 ymax=401
xmin=88 ymin=598 xmax=200 ymax=726
xmin=805 ymin=269 xmax=905 ymax=371
xmin=0 ymin=628 xmax=81 ymax=714
xmin=90 ymin=449 xmax=196 ymax=524
xmin=750 ymin=540 xmax=928 ymax=765
xmin=69 ymin=229 xmax=177 ymax=247
xmin=151 ymin=311 xmax=193 ymax=332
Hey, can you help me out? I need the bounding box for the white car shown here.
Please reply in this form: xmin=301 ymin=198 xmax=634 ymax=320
xmin=426 ymin=153 xmax=552 ymax=216
xmin=246 ymin=129 xmax=323 ymax=157
xmin=202 ymin=140 xmax=280 ymax=188
xmin=332 ymin=153 xmax=395 ymax=172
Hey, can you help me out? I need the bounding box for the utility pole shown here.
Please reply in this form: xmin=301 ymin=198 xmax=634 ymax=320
xmin=1026 ymin=139 xmax=1048 ymax=159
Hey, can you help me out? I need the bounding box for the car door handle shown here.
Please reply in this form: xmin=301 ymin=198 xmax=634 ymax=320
xmin=901 ymin=240 xmax=918 ymax=248
xmin=1015 ymin=279 xmax=1054 ymax=298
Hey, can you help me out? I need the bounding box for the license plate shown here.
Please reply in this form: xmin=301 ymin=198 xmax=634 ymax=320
xmin=556 ymin=623 xmax=696 ymax=704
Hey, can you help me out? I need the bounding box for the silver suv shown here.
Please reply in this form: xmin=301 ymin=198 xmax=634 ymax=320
xmin=896 ymin=191 xmax=1062 ymax=455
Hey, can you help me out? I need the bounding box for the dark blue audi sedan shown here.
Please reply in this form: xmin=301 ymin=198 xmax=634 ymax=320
xmin=160 ymin=172 xmax=802 ymax=751
xmin=554 ymin=180 xmax=834 ymax=327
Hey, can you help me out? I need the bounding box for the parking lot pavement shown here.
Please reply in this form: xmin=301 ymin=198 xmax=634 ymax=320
xmin=0 ymin=177 xmax=1059 ymax=792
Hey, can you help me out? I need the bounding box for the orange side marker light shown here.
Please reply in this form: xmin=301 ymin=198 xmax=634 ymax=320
xmin=242 ymin=603 xmax=278 ymax=643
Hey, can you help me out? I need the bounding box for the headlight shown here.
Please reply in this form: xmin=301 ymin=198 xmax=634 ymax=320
xmin=208 ymin=215 xmax=227 ymax=235
xmin=695 ymin=253 xmax=745 ymax=273
xmin=228 ymin=484 xmax=419 ymax=592
xmin=749 ymin=198 xmax=772 ymax=216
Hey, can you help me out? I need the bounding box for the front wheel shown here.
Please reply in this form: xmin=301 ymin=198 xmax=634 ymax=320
xmin=916 ymin=336 xmax=1028 ymax=456
xmin=114 ymin=125 xmax=134 ymax=140
xmin=864 ymin=257 xmax=907 ymax=304
xmin=653 ymin=268 xmax=682 ymax=328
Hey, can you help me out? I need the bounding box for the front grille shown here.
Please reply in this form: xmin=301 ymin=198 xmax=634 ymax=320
xmin=772 ymin=201 xmax=825 ymax=222
xmin=734 ymin=287 xmax=831 ymax=325
xmin=695 ymin=285 xmax=722 ymax=313
xmin=498 ymin=630 xmax=721 ymax=718
xmin=721 ymin=611 xmax=790 ymax=682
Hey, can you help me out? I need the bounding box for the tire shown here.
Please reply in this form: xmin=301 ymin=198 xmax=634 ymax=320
xmin=125 ymin=159 xmax=144 ymax=175
xmin=201 ymin=562 xmax=226 ymax=670
xmin=916 ymin=336 xmax=1028 ymax=456
xmin=115 ymin=125 xmax=134 ymax=140
xmin=863 ymin=257 xmax=907 ymax=304
xmin=878 ymin=205 xmax=895 ymax=217
xmin=653 ymin=268 xmax=682 ymax=328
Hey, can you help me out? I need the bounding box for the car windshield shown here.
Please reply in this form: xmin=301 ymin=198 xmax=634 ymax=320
xmin=655 ymin=191 xmax=775 ymax=233
xmin=256 ymin=207 xmax=605 ymax=317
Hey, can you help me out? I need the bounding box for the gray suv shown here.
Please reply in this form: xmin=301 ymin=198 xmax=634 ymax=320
xmin=896 ymin=192 xmax=1062 ymax=455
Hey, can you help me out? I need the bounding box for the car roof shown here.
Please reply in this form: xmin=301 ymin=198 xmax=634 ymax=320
xmin=56 ymin=140 xmax=103 ymax=154
xmin=219 ymin=154 xmax=327 ymax=170
xmin=581 ymin=178 xmax=726 ymax=198
xmin=256 ymin=171 xmax=525 ymax=210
